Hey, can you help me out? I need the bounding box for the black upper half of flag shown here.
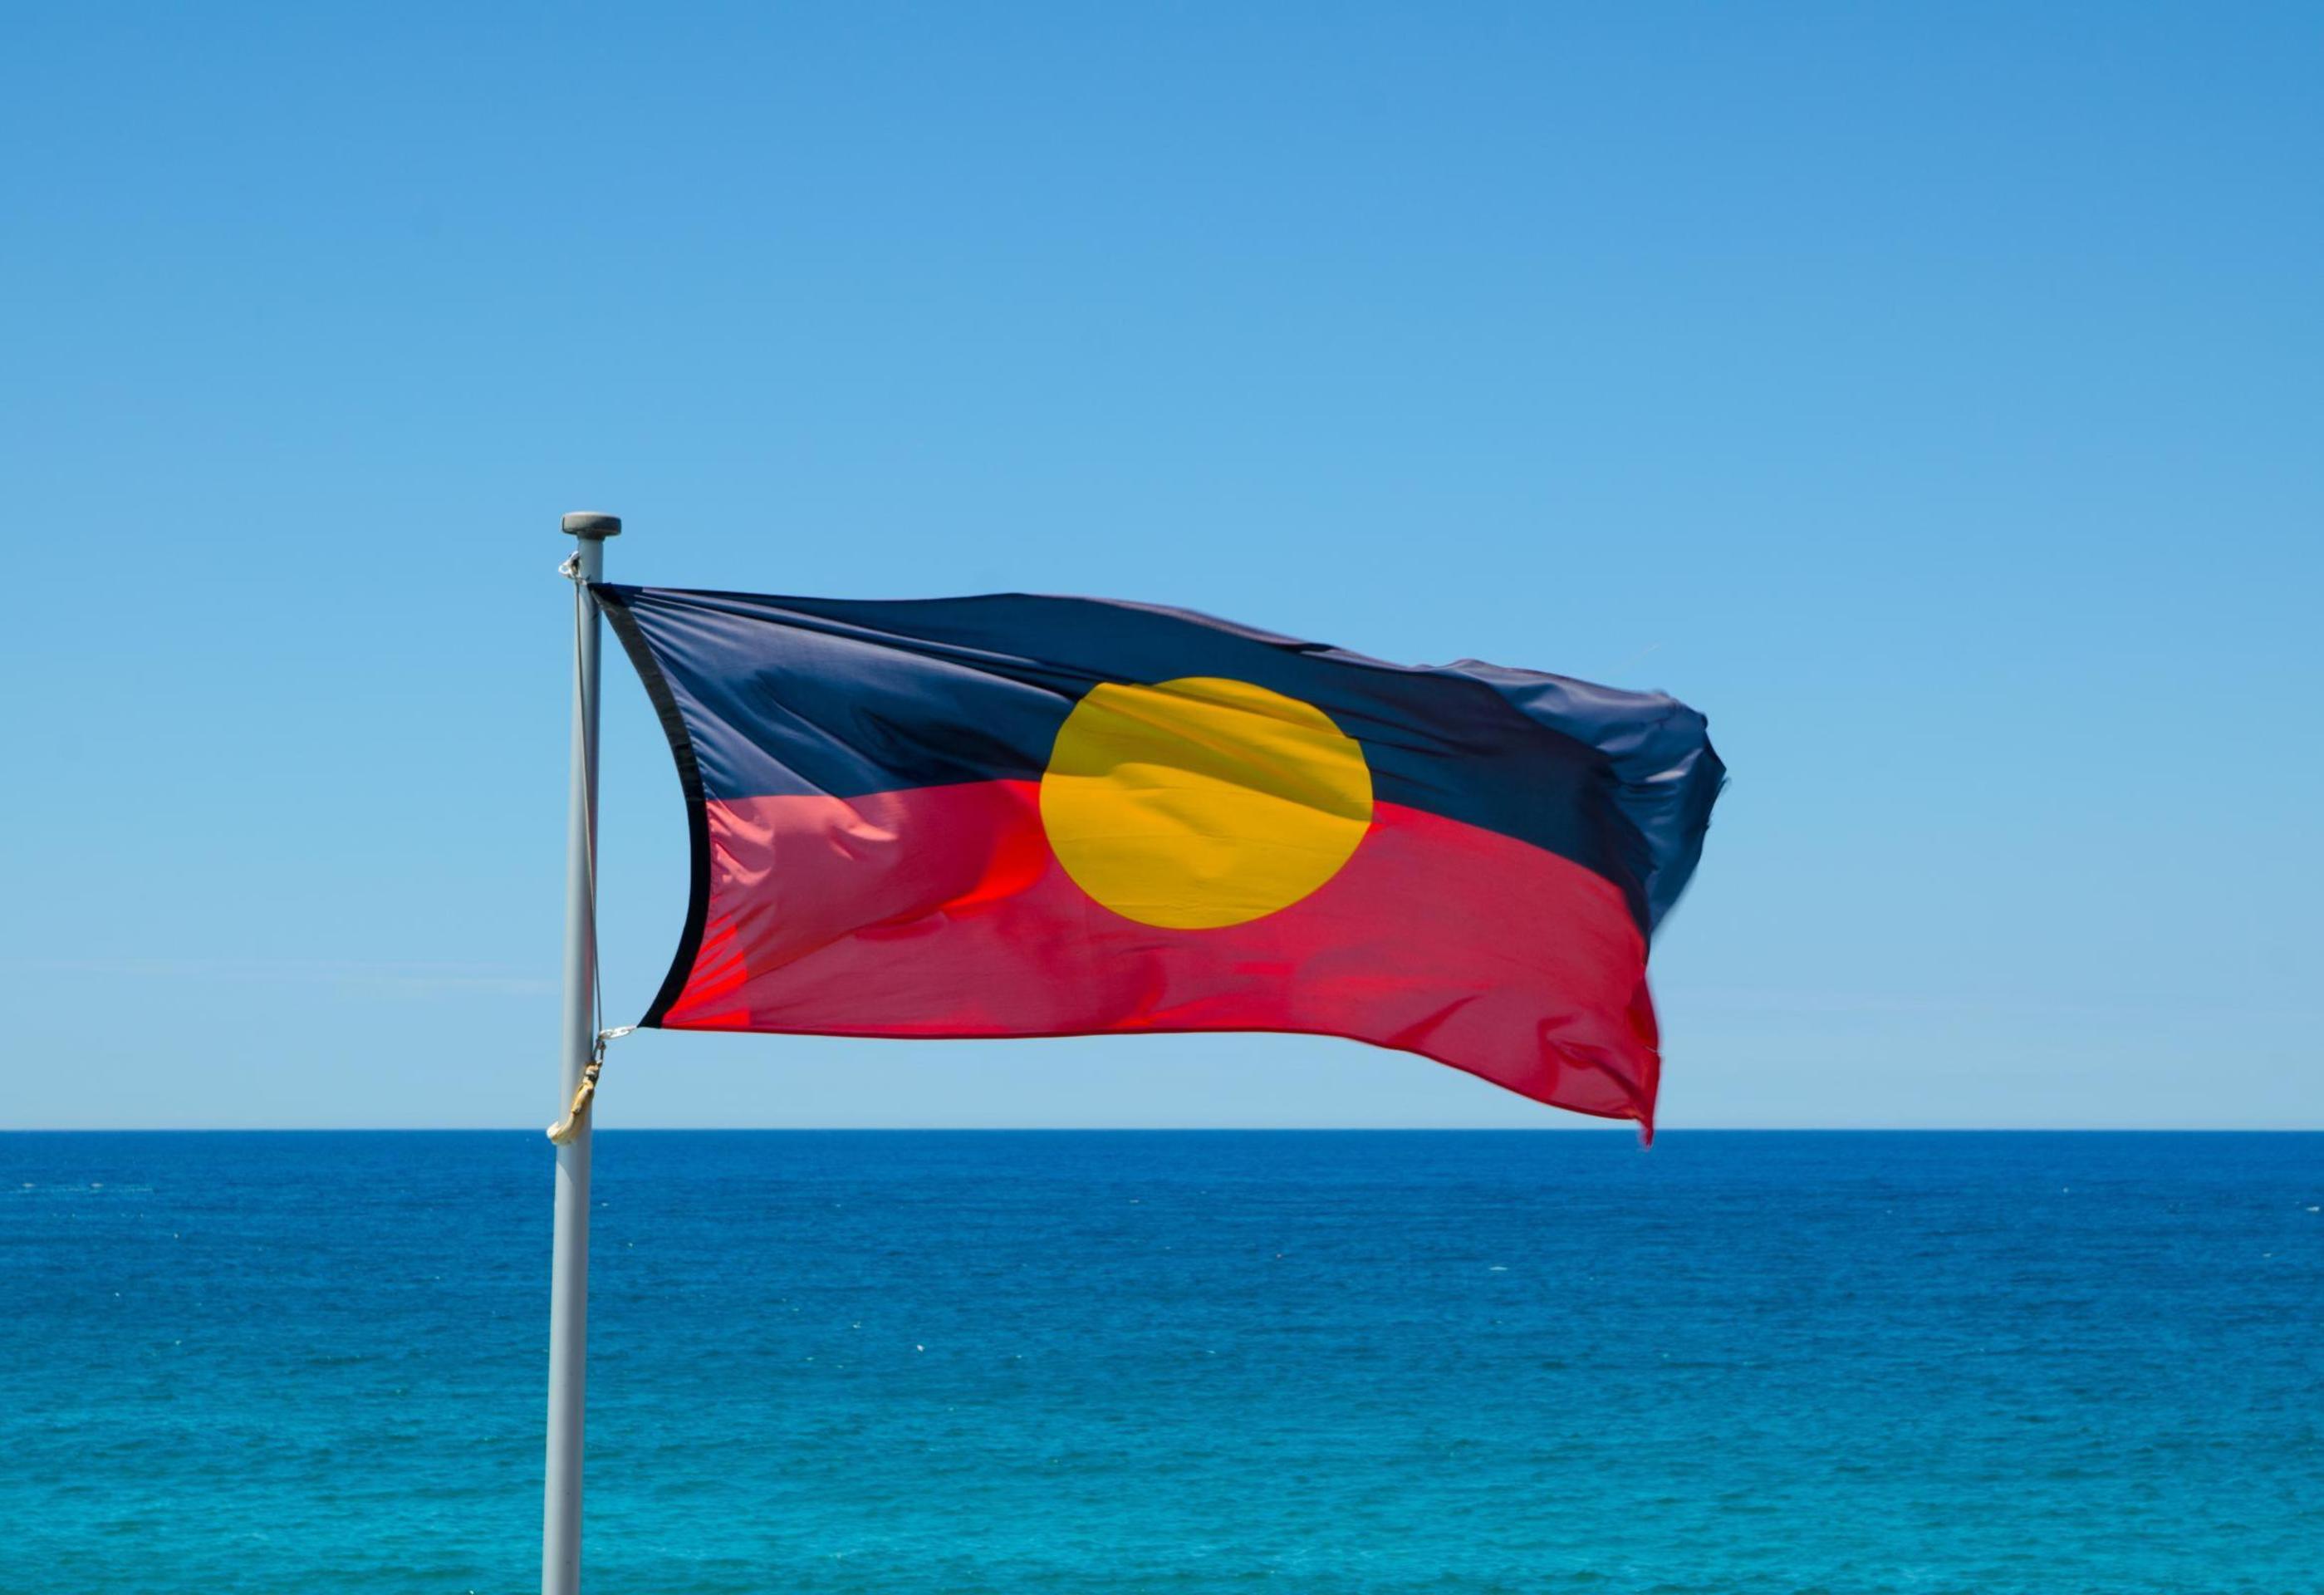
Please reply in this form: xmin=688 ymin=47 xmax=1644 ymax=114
xmin=596 ymin=584 xmax=1725 ymax=936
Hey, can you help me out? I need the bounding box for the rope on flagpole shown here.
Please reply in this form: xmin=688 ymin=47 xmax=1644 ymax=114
xmin=547 ymin=1026 xmax=634 ymax=1144
xmin=545 ymin=548 xmax=632 ymax=1143
xmin=546 ymin=1053 xmax=601 ymax=1145
xmin=561 ymin=551 xmax=606 ymax=1048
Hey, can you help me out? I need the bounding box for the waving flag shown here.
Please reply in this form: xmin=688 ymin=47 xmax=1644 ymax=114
xmin=597 ymin=586 xmax=1722 ymax=1136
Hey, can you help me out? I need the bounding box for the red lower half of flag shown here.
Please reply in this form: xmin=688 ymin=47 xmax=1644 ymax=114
xmin=656 ymin=781 xmax=1661 ymax=1132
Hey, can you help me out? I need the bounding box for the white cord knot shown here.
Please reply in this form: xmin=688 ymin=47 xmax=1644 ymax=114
xmin=545 ymin=1028 xmax=635 ymax=1144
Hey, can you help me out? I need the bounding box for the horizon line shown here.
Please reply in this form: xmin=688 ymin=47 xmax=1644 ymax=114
xmin=3 ymin=1125 xmax=2319 ymax=1135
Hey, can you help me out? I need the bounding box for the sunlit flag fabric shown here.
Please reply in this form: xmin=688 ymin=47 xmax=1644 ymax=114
xmin=597 ymin=586 xmax=1723 ymax=1136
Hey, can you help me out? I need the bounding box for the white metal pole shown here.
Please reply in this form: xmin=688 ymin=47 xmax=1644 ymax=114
xmin=544 ymin=510 xmax=619 ymax=1595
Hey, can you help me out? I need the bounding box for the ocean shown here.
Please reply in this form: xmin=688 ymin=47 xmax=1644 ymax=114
xmin=2 ymin=1131 xmax=2317 ymax=1593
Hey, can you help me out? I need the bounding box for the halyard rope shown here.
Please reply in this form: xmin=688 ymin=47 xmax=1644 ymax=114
xmin=545 ymin=1054 xmax=601 ymax=1146
xmin=546 ymin=554 xmax=630 ymax=1143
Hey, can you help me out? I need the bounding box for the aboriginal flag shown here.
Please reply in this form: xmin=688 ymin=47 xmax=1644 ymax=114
xmin=597 ymin=586 xmax=1723 ymax=1136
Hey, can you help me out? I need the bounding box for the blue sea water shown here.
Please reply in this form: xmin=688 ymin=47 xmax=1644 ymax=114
xmin=2 ymin=1131 xmax=2319 ymax=1594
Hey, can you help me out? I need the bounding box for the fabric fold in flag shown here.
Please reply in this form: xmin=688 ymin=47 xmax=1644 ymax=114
xmin=596 ymin=584 xmax=1723 ymax=1138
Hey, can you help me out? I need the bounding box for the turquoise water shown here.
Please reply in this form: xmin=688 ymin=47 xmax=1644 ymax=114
xmin=3 ymin=1131 xmax=2319 ymax=1593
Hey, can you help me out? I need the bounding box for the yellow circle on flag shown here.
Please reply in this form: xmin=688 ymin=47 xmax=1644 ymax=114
xmin=1038 ymin=676 xmax=1374 ymax=930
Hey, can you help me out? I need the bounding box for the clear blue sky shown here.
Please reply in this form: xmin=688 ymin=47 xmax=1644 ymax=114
xmin=3 ymin=4 xmax=2317 ymax=1129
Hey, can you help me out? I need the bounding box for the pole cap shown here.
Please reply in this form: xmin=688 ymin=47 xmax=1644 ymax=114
xmin=561 ymin=512 xmax=622 ymax=539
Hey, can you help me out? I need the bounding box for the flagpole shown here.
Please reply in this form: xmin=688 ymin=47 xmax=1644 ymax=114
xmin=545 ymin=509 xmax=620 ymax=1595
